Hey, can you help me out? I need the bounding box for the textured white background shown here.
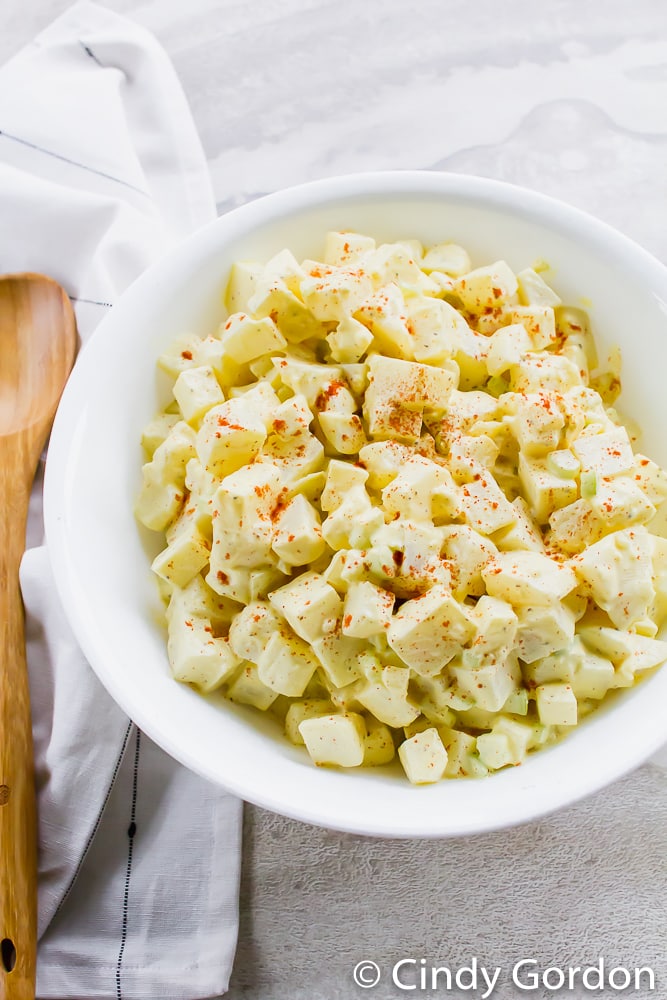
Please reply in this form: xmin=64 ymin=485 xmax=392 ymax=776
xmin=4 ymin=1 xmax=667 ymax=998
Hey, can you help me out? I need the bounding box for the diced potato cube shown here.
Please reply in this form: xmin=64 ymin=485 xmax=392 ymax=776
xmin=455 ymin=260 xmax=518 ymax=311
xmin=322 ymin=548 xmax=371 ymax=592
xmin=421 ymin=242 xmax=471 ymax=277
xmin=440 ymin=729 xmax=487 ymax=778
xmin=460 ymin=474 xmax=517 ymax=535
xmin=262 ymin=411 xmax=324 ymax=477
xmin=476 ymin=732 xmax=516 ymax=770
xmin=357 ymin=440 xmax=414 ymax=489
xmin=326 ymin=678 xmax=365 ymax=712
xmin=276 ymin=359 xmax=344 ymax=408
xmin=632 ymin=454 xmax=667 ymax=505
xmin=299 ymin=713 xmax=367 ymax=767
xmin=515 ymin=602 xmax=576 ymax=663
xmin=365 ymin=404 xmax=423 ymax=444
xmin=285 ymin=699 xmax=333 ymax=745
xmin=440 ymin=525 xmax=498 ymax=599
xmin=228 ymin=601 xmax=283 ymax=662
xmin=485 ymin=323 xmax=532 ymax=376
xmin=573 ymin=527 xmax=654 ymax=628
xmin=196 ymin=398 xmax=267 ymax=477
xmin=572 ymin=427 xmax=635 ymax=478
xmin=523 ymin=647 xmax=575 ymax=686
xmin=570 ymin=648 xmax=615 ymax=700
xmin=314 ymin=380 xmax=357 ymax=421
xmin=210 ymin=463 xmax=283 ymax=569
xmin=327 ymin=316 xmax=374 ymax=363
xmin=164 ymin=494 xmax=211 ymax=546
xmin=373 ymin=518 xmax=448 ymax=589
xmin=166 ymin=576 xmax=240 ymax=631
xmin=589 ymin=477 xmax=655 ymax=531
xmin=227 ymin=662 xmax=279 ymax=710
xmin=248 ymin=278 xmax=323 ymax=343
xmin=483 ymin=551 xmax=577 ymax=606
xmin=342 ymin=581 xmax=395 ymax=638
xmin=524 ymin=635 xmax=616 ymax=701
xmin=547 ymin=498 xmax=606 ymax=555
xmin=408 ymin=298 xmax=469 ymax=364
xmin=362 ymin=716 xmax=396 ymax=765
xmin=285 ymin=470 xmax=326 ymax=506
xmin=413 ymin=671 xmax=472 ymax=716
xmin=493 ymin=496 xmax=545 ymax=553
xmin=225 ymin=261 xmax=263 ymax=313
xmin=505 ymin=304 xmax=556 ymax=349
xmin=185 ymin=458 xmax=221 ymax=517
xmin=257 ymin=629 xmax=319 ymax=697
xmin=320 ymin=459 xmax=369 ymax=512
xmin=364 ymin=242 xmax=427 ymax=289
xmin=195 ymin=336 xmax=242 ymax=389
xmin=517 ymin=267 xmax=561 ymax=308
xmin=230 ymin=380 xmax=281 ymax=427
xmin=578 ymin=626 xmax=667 ymax=675
xmin=466 ymin=595 xmax=518 ymax=659
xmin=151 ymin=521 xmax=211 ymax=588
xmin=511 ymin=392 xmax=564 ymax=456
xmin=312 ymin=630 xmax=365 ymax=687
xmin=536 ymin=682 xmax=578 ymax=726
xmin=135 ymin=468 xmax=183 ymax=531
xmin=318 ymin=411 xmax=367 ymax=454
xmin=434 ymin=388 xmax=499 ymax=435
xmin=364 ymin=354 xmax=455 ymax=430
xmin=157 ymin=332 xmax=203 ymax=378
xmin=172 ymin=365 xmax=224 ymax=426
xmin=387 ymin=584 xmax=474 ymax=675
xmin=382 ymin=455 xmax=458 ymax=523
xmin=511 ymin=354 xmax=582 ymax=393
xmin=205 ymin=564 xmax=252 ymax=605
xmin=167 ymin=617 xmax=240 ymax=693
xmin=262 ymin=249 xmax=308 ymax=294
xmin=151 ymin=420 xmax=198 ymax=484
xmin=321 ymin=487 xmax=384 ymax=550
xmin=339 ymin=361 xmax=368 ymax=396
xmin=272 ymin=494 xmax=326 ymax=567
xmin=493 ymin=716 xmax=537 ymax=757
xmin=445 ymin=433 xmax=499 ymax=485
xmin=141 ymin=412 xmax=180 ymax=458
xmin=323 ymin=231 xmax=376 ymax=265
xmin=449 ymin=653 xmax=520 ymax=712
xmin=300 ymin=266 xmax=374 ymax=323
xmin=518 ymin=453 xmax=578 ymax=524
xmin=219 ymin=312 xmax=286 ymax=364
xmin=354 ymin=283 xmax=413 ymax=358
xmin=269 ymin=572 xmax=343 ymax=644
xmin=398 ymin=728 xmax=448 ymax=784
xmin=355 ymin=667 xmax=419 ymax=728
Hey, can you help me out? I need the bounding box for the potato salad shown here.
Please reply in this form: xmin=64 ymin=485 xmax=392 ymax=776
xmin=136 ymin=231 xmax=667 ymax=784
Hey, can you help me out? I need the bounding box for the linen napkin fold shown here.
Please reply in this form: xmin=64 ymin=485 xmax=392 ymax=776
xmin=0 ymin=4 xmax=242 ymax=997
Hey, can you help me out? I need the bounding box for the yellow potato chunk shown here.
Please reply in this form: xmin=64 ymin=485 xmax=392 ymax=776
xmin=398 ymin=728 xmax=448 ymax=785
xmin=299 ymin=713 xmax=367 ymax=767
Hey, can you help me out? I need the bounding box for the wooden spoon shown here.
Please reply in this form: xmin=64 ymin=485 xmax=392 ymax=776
xmin=0 ymin=275 xmax=77 ymax=1000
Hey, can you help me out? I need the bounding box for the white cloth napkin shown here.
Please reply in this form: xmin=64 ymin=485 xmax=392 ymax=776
xmin=0 ymin=4 xmax=242 ymax=997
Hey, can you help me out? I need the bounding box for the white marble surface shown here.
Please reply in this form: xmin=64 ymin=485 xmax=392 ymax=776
xmin=4 ymin=1 xmax=667 ymax=997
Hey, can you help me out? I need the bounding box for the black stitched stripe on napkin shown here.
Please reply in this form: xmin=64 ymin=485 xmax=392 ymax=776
xmin=0 ymin=128 xmax=150 ymax=197
xmin=115 ymin=726 xmax=141 ymax=1000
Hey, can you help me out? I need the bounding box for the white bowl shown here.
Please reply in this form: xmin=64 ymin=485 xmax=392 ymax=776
xmin=44 ymin=171 xmax=667 ymax=838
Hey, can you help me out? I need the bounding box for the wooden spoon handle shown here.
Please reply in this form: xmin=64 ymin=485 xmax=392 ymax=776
xmin=0 ymin=438 xmax=37 ymax=1000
